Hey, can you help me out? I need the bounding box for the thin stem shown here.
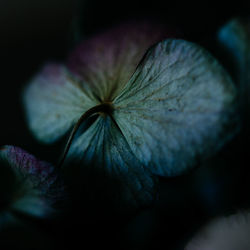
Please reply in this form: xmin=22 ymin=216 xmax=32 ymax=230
xmin=57 ymin=102 xmax=113 ymax=168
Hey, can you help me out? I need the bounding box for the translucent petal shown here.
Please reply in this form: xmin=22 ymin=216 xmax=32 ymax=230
xmin=23 ymin=64 xmax=98 ymax=143
xmin=114 ymin=39 xmax=238 ymax=176
xmin=65 ymin=116 xmax=157 ymax=209
xmin=0 ymin=146 xmax=63 ymax=218
xmin=185 ymin=211 xmax=250 ymax=250
xmin=67 ymin=22 xmax=176 ymax=101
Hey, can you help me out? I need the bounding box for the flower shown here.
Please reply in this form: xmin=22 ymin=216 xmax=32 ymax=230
xmin=185 ymin=211 xmax=250 ymax=250
xmin=23 ymin=22 xmax=238 ymax=209
xmin=218 ymin=18 xmax=250 ymax=125
xmin=0 ymin=145 xmax=64 ymax=229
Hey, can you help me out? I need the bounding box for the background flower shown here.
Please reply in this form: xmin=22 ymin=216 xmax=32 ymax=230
xmin=0 ymin=145 xmax=64 ymax=228
xmin=218 ymin=18 xmax=250 ymax=128
xmin=185 ymin=211 xmax=250 ymax=250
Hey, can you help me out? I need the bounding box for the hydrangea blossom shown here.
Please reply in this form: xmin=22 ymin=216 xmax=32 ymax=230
xmin=23 ymin=22 xmax=238 ymax=208
xmin=0 ymin=146 xmax=64 ymax=229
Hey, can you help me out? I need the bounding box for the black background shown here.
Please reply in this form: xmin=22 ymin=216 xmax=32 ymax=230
xmin=1 ymin=0 xmax=250 ymax=249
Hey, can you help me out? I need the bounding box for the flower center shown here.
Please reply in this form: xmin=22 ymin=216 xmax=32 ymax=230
xmin=96 ymin=101 xmax=114 ymax=116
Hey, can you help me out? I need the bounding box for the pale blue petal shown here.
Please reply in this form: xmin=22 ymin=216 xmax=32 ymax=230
xmin=114 ymin=39 xmax=238 ymax=176
xmin=23 ymin=64 xmax=98 ymax=143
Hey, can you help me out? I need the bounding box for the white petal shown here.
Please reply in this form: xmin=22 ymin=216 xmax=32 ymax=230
xmin=65 ymin=115 xmax=157 ymax=209
xmin=114 ymin=39 xmax=238 ymax=176
xmin=185 ymin=211 xmax=250 ymax=250
xmin=23 ymin=64 xmax=97 ymax=143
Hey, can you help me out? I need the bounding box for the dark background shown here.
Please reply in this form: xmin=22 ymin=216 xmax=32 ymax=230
xmin=0 ymin=0 xmax=250 ymax=249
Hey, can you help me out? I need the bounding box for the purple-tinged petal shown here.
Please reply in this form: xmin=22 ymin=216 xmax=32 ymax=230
xmin=0 ymin=146 xmax=64 ymax=218
xmin=23 ymin=64 xmax=98 ymax=143
xmin=1 ymin=145 xmax=55 ymax=187
xmin=68 ymin=21 xmax=179 ymax=101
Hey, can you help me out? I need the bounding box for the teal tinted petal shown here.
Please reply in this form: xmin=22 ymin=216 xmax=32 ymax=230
xmin=0 ymin=146 xmax=64 ymax=218
xmin=114 ymin=39 xmax=237 ymax=176
xmin=66 ymin=116 xmax=157 ymax=209
xmin=11 ymin=195 xmax=54 ymax=218
xmin=218 ymin=18 xmax=250 ymax=120
xmin=23 ymin=64 xmax=97 ymax=143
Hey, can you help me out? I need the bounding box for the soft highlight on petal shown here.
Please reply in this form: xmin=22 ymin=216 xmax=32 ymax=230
xmin=114 ymin=39 xmax=238 ymax=176
xmin=23 ymin=64 xmax=98 ymax=143
xmin=68 ymin=21 xmax=178 ymax=101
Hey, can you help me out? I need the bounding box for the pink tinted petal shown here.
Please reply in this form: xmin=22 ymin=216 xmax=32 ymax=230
xmin=0 ymin=145 xmax=64 ymax=207
xmin=68 ymin=21 xmax=180 ymax=101
xmin=0 ymin=145 xmax=54 ymax=185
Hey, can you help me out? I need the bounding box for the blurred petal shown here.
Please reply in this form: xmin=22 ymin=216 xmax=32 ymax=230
xmin=218 ymin=18 xmax=250 ymax=76
xmin=66 ymin=115 xmax=157 ymax=209
xmin=68 ymin=21 xmax=177 ymax=101
xmin=11 ymin=195 xmax=54 ymax=218
xmin=218 ymin=18 xmax=250 ymax=121
xmin=0 ymin=146 xmax=64 ymax=218
xmin=23 ymin=64 xmax=98 ymax=143
xmin=185 ymin=211 xmax=250 ymax=250
xmin=114 ymin=39 xmax=238 ymax=176
xmin=0 ymin=211 xmax=18 ymax=231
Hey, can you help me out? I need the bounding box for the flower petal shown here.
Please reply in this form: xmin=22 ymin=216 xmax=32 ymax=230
xmin=65 ymin=115 xmax=157 ymax=210
xmin=218 ymin=18 xmax=250 ymax=121
xmin=0 ymin=146 xmax=64 ymax=218
xmin=68 ymin=22 xmax=177 ymax=101
xmin=218 ymin=18 xmax=250 ymax=74
xmin=185 ymin=211 xmax=250 ymax=250
xmin=23 ymin=63 xmax=97 ymax=143
xmin=114 ymin=39 xmax=238 ymax=176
